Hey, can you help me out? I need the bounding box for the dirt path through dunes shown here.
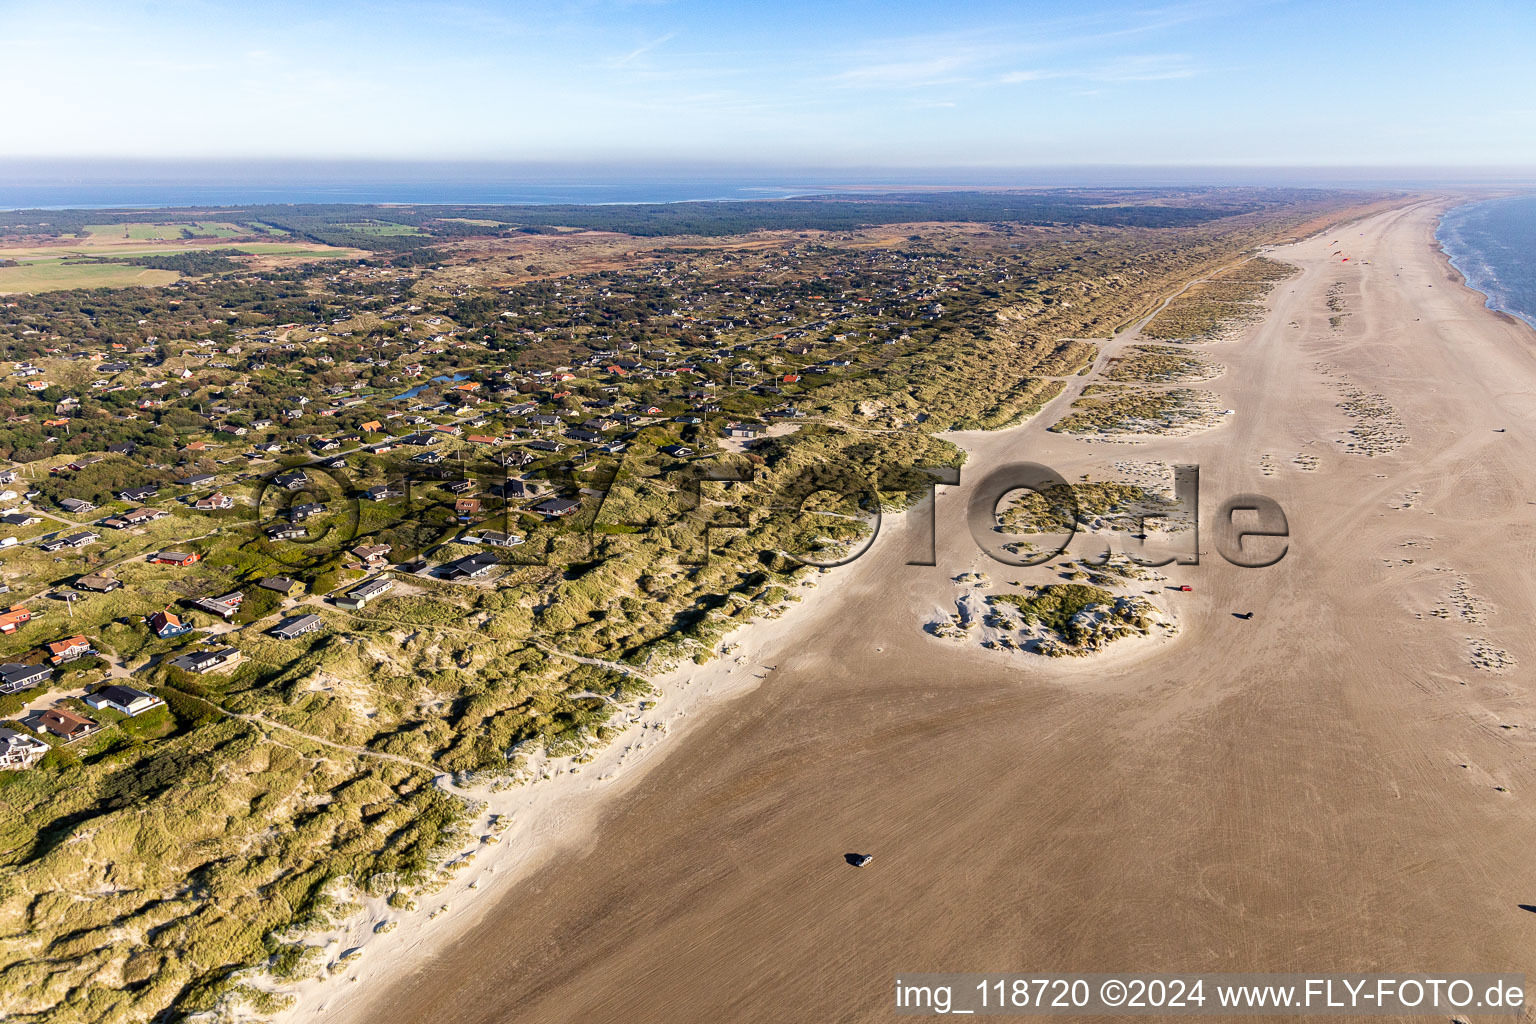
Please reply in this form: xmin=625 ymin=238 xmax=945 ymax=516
xmin=314 ymin=198 xmax=1536 ymax=1024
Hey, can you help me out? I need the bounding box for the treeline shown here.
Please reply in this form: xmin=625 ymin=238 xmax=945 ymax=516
xmin=122 ymin=251 xmax=250 ymax=274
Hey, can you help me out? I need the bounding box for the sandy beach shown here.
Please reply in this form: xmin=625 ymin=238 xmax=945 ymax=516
xmin=274 ymin=196 xmax=1536 ymax=1023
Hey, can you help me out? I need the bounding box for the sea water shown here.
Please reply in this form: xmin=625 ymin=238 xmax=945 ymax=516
xmin=1437 ymin=194 xmax=1536 ymax=330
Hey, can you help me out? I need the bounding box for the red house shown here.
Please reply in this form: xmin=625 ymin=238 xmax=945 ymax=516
xmin=0 ymin=606 xmax=32 ymax=634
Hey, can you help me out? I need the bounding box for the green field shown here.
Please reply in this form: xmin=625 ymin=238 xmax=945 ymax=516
xmin=335 ymin=221 xmax=425 ymax=236
xmin=0 ymin=262 xmax=180 ymax=294
xmin=3 ymin=240 xmax=361 ymax=266
xmin=81 ymin=221 xmax=247 ymax=240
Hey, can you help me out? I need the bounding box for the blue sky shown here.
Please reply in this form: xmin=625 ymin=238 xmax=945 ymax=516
xmin=3 ymin=0 xmax=1534 ymax=166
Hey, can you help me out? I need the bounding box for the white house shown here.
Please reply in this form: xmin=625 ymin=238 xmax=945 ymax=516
xmin=84 ymin=685 xmax=165 ymax=717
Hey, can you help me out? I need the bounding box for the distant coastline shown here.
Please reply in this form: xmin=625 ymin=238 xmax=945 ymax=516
xmin=0 ymin=181 xmax=845 ymax=211
xmin=1436 ymin=194 xmax=1536 ymax=330
xmin=6 ymin=161 xmax=1535 ymax=213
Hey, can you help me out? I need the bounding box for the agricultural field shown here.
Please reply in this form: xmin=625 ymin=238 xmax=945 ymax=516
xmin=79 ymin=221 xmax=248 ymax=240
xmin=332 ymin=221 xmax=425 ymax=236
xmin=0 ymin=261 xmax=181 ymax=294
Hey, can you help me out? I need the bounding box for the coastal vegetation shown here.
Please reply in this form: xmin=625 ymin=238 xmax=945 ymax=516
xmin=998 ymin=480 xmax=1176 ymax=534
xmin=988 ymin=581 xmax=1161 ymax=655
xmin=0 ymin=188 xmax=1378 ymax=1022
xmin=1141 ymin=255 xmax=1297 ymax=342
xmin=1049 ymin=383 xmax=1218 ymax=436
xmin=1104 ymin=344 xmax=1220 ymax=383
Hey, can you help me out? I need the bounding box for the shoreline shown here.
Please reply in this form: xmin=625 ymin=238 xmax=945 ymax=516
xmin=1433 ymin=195 xmax=1536 ymax=334
xmin=258 ymin=547 xmax=884 ymax=1022
xmin=260 ymin=196 xmax=1419 ymax=1024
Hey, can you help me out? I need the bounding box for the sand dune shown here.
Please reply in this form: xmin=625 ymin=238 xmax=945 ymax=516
xmin=297 ymin=198 xmax=1536 ymax=1024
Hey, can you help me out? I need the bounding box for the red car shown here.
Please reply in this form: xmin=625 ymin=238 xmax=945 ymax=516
xmin=1177 ymin=585 xmax=1193 ymax=592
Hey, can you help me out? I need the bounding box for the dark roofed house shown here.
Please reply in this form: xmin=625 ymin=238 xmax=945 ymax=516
xmin=351 ymin=543 xmax=392 ymax=567
xmin=0 ymin=727 xmax=49 ymax=770
xmin=105 ymin=507 xmax=169 ymax=529
xmin=270 ymin=613 xmax=324 ymax=640
xmin=75 ymin=570 xmax=122 ymax=593
xmin=531 ymin=497 xmax=581 ymax=519
xmin=443 ymin=552 xmax=499 ymax=580
xmin=273 ymin=471 xmax=309 ymax=491
xmin=192 ymin=592 xmax=244 ymax=620
xmin=150 ymin=550 xmax=199 ymax=567
xmin=85 ymin=685 xmax=164 ymax=717
xmin=176 ymin=473 xmax=217 ymax=487
xmin=42 ymin=532 xmax=97 ymax=552
xmin=259 ymin=576 xmax=304 ymax=597
xmin=58 ymin=498 xmax=95 ymax=515
xmin=467 ymin=530 xmax=523 ymax=548
xmin=335 ymin=578 xmax=394 ymax=610
xmin=119 ymin=485 xmax=159 ymax=502
xmin=267 ymin=523 xmax=306 ymax=541
xmin=170 ymin=647 xmax=240 ymax=674
xmin=0 ymin=662 xmax=50 ymax=694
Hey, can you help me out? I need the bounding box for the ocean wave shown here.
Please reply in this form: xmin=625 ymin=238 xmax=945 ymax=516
xmin=1437 ymin=196 xmax=1536 ymax=330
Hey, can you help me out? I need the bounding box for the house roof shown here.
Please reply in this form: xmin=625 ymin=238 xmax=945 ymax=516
xmin=348 ymin=578 xmax=394 ymax=599
xmin=0 ymin=727 xmax=47 ymax=754
xmin=95 ymin=684 xmax=155 ymax=706
xmin=47 ymin=635 xmax=89 ymax=655
xmin=272 ymin=614 xmax=323 ymax=636
xmin=1 ymin=662 xmax=49 ymax=684
xmin=40 ymin=708 xmax=95 ymax=729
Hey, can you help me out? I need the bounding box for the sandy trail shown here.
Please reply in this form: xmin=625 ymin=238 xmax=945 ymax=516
xmin=291 ymin=198 xmax=1536 ymax=1023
